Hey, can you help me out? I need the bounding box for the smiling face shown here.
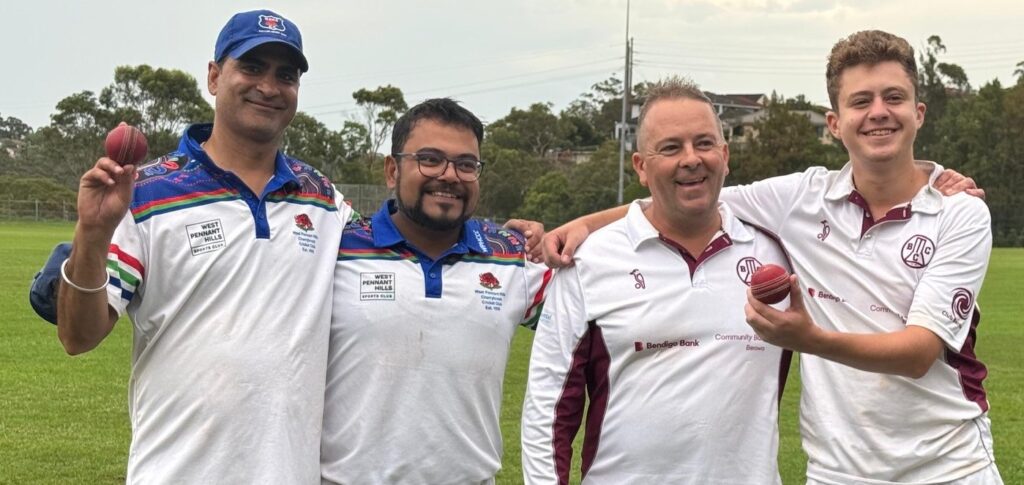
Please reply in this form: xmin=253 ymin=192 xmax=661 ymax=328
xmin=633 ymin=97 xmax=729 ymax=229
xmin=386 ymin=118 xmax=481 ymax=233
xmin=826 ymin=61 xmax=925 ymax=167
xmin=208 ymin=43 xmax=301 ymax=144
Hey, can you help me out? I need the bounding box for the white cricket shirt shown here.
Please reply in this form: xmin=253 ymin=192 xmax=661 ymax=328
xmin=722 ymin=161 xmax=995 ymax=484
xmin=522 ymin=201 xmax=792 ymax=485
xmin=321 ymin=200 xmax=551 ymax=485
xmin=105 ymin=124 xmax=351 ymax=484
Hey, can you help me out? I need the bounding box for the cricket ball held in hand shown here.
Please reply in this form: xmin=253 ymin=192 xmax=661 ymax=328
xmin=104 ymin=123 xmax=149 ymax=166
xmin=750 ymin=263 xmax=790 ymax=305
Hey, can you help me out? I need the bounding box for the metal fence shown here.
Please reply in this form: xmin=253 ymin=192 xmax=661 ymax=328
xmin=337 ymin=184 xmax=391 ymax=217
xmin=0 ymin=199 xmax=77 ymax=221
xmin=0 ymin=185 xmax=393 ymax=223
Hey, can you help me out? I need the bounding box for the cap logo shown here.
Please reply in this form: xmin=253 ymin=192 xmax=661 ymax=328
xmin=258 ymin=15 xmax=286 ymax=32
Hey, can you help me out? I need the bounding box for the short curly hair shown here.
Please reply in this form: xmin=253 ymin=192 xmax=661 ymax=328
xmin=826 ymin=30 xmax=918 ymax=110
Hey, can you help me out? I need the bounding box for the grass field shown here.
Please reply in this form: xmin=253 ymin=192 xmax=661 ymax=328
xmin=1 ymin=221 xmax=1020 ymax=484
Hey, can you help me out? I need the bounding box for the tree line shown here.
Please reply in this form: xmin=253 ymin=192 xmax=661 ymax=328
xmin=1 ymin=36 xmax=1022 ymax=245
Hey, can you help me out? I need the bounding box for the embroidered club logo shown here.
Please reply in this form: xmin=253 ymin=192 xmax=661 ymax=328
xmin=259 ymin=15 xmax=286 ymax=32
xmin=479 ymin=272 xmax=501 ymax=289
xmin=901 ymin=235 xmax=935 ymax=269
xmin=630 ymin=269 xmax=646 ymax=289
xmin=735 ymin=257 xmax=762 ymax=286
xmin=294 ymin=214 xmax=314 ymax=231
xmin=951 ymin=288 xmax=974 ymax=321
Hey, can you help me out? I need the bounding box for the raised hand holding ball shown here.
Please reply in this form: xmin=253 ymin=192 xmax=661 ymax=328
xmin=104 ymin=122 xmax=148 ymax=166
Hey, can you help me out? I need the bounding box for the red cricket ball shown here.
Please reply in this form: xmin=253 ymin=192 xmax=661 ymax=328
xmin=104 ymin=123 xmax=149 ymax=166
xmin=750 ymin=263 xmax=791 ymax=305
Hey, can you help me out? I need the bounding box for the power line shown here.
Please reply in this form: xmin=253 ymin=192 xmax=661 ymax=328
xmin=634 ymin=50 xmax=822 ymax=66
xmin=302 ymin=43 xmax=620 ymax=87
xmin=633 ymin=60 xmax=821 ymax=76
xmin=304 ymin=58 xmax=621 ymax=113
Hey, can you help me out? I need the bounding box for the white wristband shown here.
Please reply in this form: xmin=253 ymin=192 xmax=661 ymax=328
xmin=60 ymin=258 xmax=109 ymax=294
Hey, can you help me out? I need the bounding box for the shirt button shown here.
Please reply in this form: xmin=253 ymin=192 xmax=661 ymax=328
xmin=429 ymin=273 xmax=437 ymax=278
xmin=866 ymin=234 xmax=873 ymax=239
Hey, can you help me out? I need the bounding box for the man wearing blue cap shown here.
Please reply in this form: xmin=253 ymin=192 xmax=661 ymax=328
xmin=55 ymin=10 xmax=349 ymax=483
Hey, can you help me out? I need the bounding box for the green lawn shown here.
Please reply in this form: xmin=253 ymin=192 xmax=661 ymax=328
xmin=1 ymin=221 xmax=1021 ymax=484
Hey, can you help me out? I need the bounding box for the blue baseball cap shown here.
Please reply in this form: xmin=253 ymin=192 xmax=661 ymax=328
xmin=214 ymin=9 xmax=308 ymax=72
xmin=30 ymin=242 xmax=72 ymax=325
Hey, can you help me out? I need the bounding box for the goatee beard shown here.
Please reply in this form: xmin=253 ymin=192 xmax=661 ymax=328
xmin=395 ymin=178 xmax=470 ymax=232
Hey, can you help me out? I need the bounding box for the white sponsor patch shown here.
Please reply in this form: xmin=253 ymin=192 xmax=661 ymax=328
xmin=360 ymin=272 xmax=395 ymax=301
xmin=186 ymin=219 xmax=226 ymax=255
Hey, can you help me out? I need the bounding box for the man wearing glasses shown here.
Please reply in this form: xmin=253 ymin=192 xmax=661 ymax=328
xmin=320 ymin=98 xmax=551 ymax=484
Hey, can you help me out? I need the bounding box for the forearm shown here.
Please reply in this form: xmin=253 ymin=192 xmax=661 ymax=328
xmin=807 ymin=325 xmax=944 ymax=379
xmin=576 ymin=205 xmax=627 ymax=233
xmin=57 ymin=225 xmax=118 ymax=355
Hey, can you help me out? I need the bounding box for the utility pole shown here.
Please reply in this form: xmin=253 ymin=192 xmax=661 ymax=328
xmin=617 ymin=0 xmax=633 ymax=205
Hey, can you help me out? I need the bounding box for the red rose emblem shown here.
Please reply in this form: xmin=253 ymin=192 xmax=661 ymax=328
xmin=479 ymin=272 xmax=501 ymax=289
xmin=294 ymin=214 xmax=314 ymax=231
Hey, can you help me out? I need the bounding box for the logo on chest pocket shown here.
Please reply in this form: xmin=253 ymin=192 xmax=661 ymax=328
xmin=901 ymin=235 xmax=935 ymax=268
xmin=185 ymin=219 xmax=227 ymax=256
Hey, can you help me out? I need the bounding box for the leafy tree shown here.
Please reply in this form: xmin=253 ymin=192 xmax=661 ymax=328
xmin=781 ymin=94 xmax=827 ymax=115
xmin=100 ymin=65 xmax=213 ymax=133
xmin=0 ymin=115 xmax=32 ymax=141
xmin=283 ymin=112 xmax=342 ymax=173
xmin=917 ymin=35 xmax=970 ymax=159
xmin=0 ymin=175 xmax=76 ymax=202
xmin=18 ymin=125 xmax=103 ymax=188
xmin=476 ymin=142 xmax=546 ymax=220
xmin=562 ymin=76 xmax=630 ymax=145
xmin=49 ymin=91 xmax=110 ymax=139
xmin=566 ymin=140 xmax=635 ymax=216
xmin=559 ymin=112 xmax=605 ymax=149
xmin=0 ymin=114 xmax=32 ymax=173
xmin=488 ymin=103 xmax=570 ymax=156
xmin=19 ymin=65 xmax=211 ymax=189
xmin=729 ymin=96 xmax=844 ymax=185
xmin=1014 ymin=61 xmax=1024 ymax=86
xmin=516 ymin=171 xmax=576 ymax=227
xmin=18 ymin=92 xmax=112 ymax=187
xmin=352 ymin=85 xmax=407 ymax=161
xmin=512 ymin=140 xmax=644 ymax=227
xmin=932 ymin=79 xmax=1024 ymax=245
xmin=99 ymin=65 xmax=213 ymax=156
xmin=336 ymin=122 xmax=375 ymax=184
xmin=283 ymin=113 xmax=381 ymax=185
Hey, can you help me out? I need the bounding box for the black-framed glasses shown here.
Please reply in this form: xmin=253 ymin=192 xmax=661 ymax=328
xmin=394 ymin=151 xmax=485 ymax=181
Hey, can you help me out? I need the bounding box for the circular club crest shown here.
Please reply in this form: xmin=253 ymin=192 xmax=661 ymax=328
xmin=901 ymin=235 xmax=935 ymax=269
xmin=951 ymin=288 xmax=974 ymax=321
xmin=735 ymin=257 xmax=762 ymax=286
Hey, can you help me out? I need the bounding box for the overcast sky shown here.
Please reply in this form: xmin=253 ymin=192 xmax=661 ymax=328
xmin=4 ymin=0 xmax=1022 ymax=131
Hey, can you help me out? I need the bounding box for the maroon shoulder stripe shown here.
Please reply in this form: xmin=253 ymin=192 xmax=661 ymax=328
xmin=552 ymin=321 xmax=610 ymax=485
xmin=581 ymin=322 xmax=610 ymax=480
xmin=945 ymin=307 xmax=989 ymax=412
